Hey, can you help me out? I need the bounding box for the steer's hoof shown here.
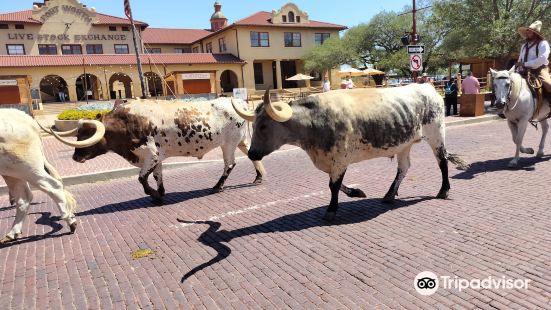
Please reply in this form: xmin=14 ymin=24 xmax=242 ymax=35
xmin=253 ymin=177 xmax=263 ymax=185
xmin=211 ymin=186 xmax=224 ymax=194
xmin=436 ymin=190 xmax=449 ymax=199
xmin=537 ymin=151 xmax=545 ymax=158
xmin=0 ymin=234 xmax=17 ymax=244
xmin=507 ymin=161 xmax=518 ymax=169
xmin=521 ymin=148 xmax=535 ymax=154
xmin=70 ymin=222 xmax=78 ymax=234
xmin=382 ymin=195 xmax=395 ymax=204
xmin=323 ymin=211 xmax=336 ymax=222
xmin=348 ymin=188 xmax=367 ymax=198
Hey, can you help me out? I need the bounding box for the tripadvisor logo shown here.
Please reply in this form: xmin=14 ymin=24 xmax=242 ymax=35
xmin=414 ymin=271 xmax=531 ymax=296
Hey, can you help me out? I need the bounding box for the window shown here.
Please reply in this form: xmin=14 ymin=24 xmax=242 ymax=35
xmin=315 ymin=33 xmax=330 ymax=45
xmin=288 ymin=12 xmax=295 ymax=23
xmin=254 ymin=63 xmax=264 ymax=84
xmin=192 ymin=47 xmax=199 ymax=53
xmin=282 ymin=16 xmax=287 ymax=23
xmin=296 ymin=16 xmax=301 ymax=23
xmin=218 ymin=38 xmax=227 ymax=52
xmin=0 ymin=24 xmax=8 ymax=29
xmin=61 ymin=45 xmax=82 ymax=55
xmin=250 ymin=32 xmax=269 ymax=47
xmin=121 ymin=26 xmax=130 ymax=31
xmin=86 ymin=44 xmax=103 ymax=54
xmin=109 ymin=26 xmax=117 ymax=31
xmin=38 ymin=44 xmax=57 ymax=55
xmin=205 ymin=42 xmax=213 ymax=53
xmin=284 ymin=32 xmax=301 ymax=47
xmin=15 ymin=24 xmax=24 ymax=30
xmin=114 ymin=44 xmax=129 ymax=54
xmin=145 ymin=47 xmax=161 ymax=54
xmin=175 ymin=47 xmax=192 ymax=53
xmin=7 ymin=44 xmax=25 ymax=55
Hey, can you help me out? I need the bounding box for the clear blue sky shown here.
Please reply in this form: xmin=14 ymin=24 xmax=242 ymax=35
xmin=3 ymin=0 xmax=414 ymax=29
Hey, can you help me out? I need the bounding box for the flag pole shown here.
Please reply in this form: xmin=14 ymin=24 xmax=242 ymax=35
xmin=125 ymin=0 xmax=148 ymax=98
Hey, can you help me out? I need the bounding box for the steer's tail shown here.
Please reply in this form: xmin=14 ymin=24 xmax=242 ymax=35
xmin=447 ymin=153 xmax=470 ymax=170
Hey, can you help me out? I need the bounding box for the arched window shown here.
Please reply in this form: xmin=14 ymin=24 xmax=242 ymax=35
xmin=288 ymin=11 xmax=295 ymax=23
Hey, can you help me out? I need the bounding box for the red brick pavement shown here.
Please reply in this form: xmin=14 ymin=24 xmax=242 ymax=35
xmin=1 ymin=120 xmax=551 ymax=309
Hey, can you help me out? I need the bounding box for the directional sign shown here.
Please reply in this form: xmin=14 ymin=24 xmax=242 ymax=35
xmin=407 ymin=45 xmax=425 ymax=54
xmin=410 ymin=54 xmax=423 ymax=72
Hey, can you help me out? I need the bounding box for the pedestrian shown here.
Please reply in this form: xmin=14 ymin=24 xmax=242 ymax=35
xmin=516 ymin=20 xmax=551 ymax=101
xmin=345 ymin=76 xmax=355 ymax=89
xmin=58 ymin=87 xmax=66 ymax=102
xmin=322 ymin=75 xmax=331 ymax=92
xmin=444 ymin=77 xmax=458 ymax=116
xmin=461 ymin=71 xmax=480 ymax=94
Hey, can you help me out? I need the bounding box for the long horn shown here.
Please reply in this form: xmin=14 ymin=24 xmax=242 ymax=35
xmin=231 ymin=99 xmax=255 ymax=122
xmin=265 ymin=93 xmax=293 ymax=123
xmin=37 ymin=121 xmax=78 ymax=137
xmin=51 ymin=120 xmax=106 ymax=148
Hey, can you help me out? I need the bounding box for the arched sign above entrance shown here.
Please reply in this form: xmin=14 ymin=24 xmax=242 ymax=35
xmin=32 ymin=0 xmax=97 ymax=25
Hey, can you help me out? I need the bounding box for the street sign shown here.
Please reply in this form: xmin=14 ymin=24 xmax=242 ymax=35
xmin=407 ymin=45 xmax=425 ymax=54
xmin=410 ymin=54 xmax=423 ymax=72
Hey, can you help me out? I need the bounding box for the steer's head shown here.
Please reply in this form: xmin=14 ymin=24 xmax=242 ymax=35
xmin=47 ymin=116 xmax=108 ymax=163
xmin=232 ymin=90 xmax=294 ymax=161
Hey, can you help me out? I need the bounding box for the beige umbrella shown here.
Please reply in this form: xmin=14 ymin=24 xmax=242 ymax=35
xmin=338 ymin=68 xmax=366 ymax=77
xmin=363 ymin=68 xmax=385 ymax=75
xmin=286 ymin=73 xmax=314 ymax=96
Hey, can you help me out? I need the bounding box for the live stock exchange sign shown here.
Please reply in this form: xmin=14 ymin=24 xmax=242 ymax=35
xmin=7 ymin=33 xmax=127 ymax=42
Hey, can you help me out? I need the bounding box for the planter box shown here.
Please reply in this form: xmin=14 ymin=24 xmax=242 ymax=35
xmin=460 ymin=94 xmax=485 ymax=117
xmin=54 ymin=119 xmax=79 ymax=132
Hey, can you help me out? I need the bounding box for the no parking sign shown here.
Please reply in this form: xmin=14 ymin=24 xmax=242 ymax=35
xmin=410 ymin=54 xmax=423 ymax=72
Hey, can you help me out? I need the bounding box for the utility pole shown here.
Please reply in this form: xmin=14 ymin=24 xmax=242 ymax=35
xmin=412 ymin=0 xmax=418 ymax=81
xmin=124 ymin=0 xmax=148 ymax=98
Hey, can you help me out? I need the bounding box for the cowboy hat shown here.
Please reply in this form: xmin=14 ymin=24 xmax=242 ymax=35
xmin=518 ymin=20 xmax=545 ymax=40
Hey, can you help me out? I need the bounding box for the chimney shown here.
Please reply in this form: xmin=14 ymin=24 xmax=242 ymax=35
xmin=210 ymin=1 xmax=228 ymax=32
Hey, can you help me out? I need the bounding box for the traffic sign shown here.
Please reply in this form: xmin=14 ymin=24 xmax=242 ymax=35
xmin=407 ymin=45 xmax=425 ymax=54
xmin=410 ymin=54 xmax=423 ymax=72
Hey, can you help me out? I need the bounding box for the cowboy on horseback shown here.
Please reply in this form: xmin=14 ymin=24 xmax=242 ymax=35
xmin=515 ymin=20 xmax=551 ymax=102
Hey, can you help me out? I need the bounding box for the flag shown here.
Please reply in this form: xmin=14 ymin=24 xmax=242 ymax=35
xmin=124 ymin=0 xmax=133 ymax=20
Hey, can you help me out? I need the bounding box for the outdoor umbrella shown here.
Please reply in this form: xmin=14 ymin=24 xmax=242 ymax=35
xmin=363 ymin=68 xmax=385 ymax=75
xmin=337 ymin=68 xmax=366 ymax=77
xmin=286 ymin=73 xmax=314 ymax=96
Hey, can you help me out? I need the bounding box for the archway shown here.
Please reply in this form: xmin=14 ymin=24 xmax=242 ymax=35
xmin=109 ymin=73 xmax=133 ymax=99
xmin=39 ymin=75 xmax=68 ymax=103
xmin=76 ymin=74 xmax=101 ymax=101
xmin=220 ymin=70 xmax=238 ymax=93
xmin=145 ymin=72 xmax=163 ymax=97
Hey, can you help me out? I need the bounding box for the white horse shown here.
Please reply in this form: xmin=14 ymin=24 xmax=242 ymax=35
xmin=491 ymin=67 xmax=551 ymax=167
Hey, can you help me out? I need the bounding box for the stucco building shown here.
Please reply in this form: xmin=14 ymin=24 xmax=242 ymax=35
xmin=0 ymin=0 xmax=346 ymax=104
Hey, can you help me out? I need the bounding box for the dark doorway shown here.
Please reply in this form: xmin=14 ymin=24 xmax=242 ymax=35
xmin=272 ymin=61 xmax=278 ymax=89
xmin=281 ymin=60 xmax=297 ymax=88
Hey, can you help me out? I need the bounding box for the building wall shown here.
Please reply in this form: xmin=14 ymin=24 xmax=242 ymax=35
xmin=144 ymin=44 xmax=194 ymax=54
xmin=0 ymin=0 xmax=136 ymax=56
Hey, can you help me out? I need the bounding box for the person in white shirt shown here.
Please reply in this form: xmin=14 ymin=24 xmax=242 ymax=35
xmin=345 ymin=76 xmax=355 ymax=89
xmin=516 ymin=20 xmax=551 ymax=96
xmin=322 ymin=76 xmax=331 ymax=92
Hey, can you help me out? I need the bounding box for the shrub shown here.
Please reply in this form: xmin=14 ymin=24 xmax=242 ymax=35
xmin=57 ymin=110 xmax=110 ymax=120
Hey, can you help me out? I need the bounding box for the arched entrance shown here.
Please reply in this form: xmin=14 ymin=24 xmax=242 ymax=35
xmin=76 ymin=74 xmax=101 ymax=101
xmin=145 ymin=72 xmax=163 ymax=97
xmin=220 ymin=70 xmax=238 ymax=92
xmin=109 ymin=73 xmax=133 ymax=99
xmin=39 ymin=75 xmax=68 ymax=103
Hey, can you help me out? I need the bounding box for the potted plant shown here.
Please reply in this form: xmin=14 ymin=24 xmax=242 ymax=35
xmin=54 ymin=109 xmax=110 ymax=131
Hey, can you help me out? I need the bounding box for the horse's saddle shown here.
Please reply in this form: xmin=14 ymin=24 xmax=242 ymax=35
xmin=522 ymin=71 xmax=550 ymax=119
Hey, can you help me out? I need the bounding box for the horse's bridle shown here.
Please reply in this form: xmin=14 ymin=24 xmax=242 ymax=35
xmin=495 ymin=75 xmax=521 ymax=112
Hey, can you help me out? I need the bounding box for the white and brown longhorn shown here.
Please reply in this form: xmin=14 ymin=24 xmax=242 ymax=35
xmin=1 ymin=109 xmax=77 ymax=244
xmin=43 ymin=98 xmax=266 ymax=202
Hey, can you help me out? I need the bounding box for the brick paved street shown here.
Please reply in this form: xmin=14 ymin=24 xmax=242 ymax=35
xmin=1 ymin=120 xmax=551 ymax=309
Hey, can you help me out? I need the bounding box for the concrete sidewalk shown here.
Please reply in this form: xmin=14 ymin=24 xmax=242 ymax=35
xmin=0 ymin=107 xmax=502 ymax=194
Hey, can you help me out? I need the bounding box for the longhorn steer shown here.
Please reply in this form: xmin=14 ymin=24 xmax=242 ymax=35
xmin=46 ymin=98 xmax=266 ymax=201
xmin=1 ymin=109 xmax=77 ymax=244
xmin=233 ymin=85 xmax=466 ymax=220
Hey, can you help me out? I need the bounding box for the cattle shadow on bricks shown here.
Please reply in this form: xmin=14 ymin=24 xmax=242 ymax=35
xmin=452 ymin=156 xmax=551 ymax=180
xmin=76 ymin=188 xmax=219 ymax=216
xmin=0 ymin=212 xmax=69 ymax=248
xmin=179 ymin=196 xmax=432 ymax=282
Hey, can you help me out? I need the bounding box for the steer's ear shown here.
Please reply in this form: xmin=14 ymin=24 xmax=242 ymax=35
xmin=95 ymin=113 xmax=102 ymax=120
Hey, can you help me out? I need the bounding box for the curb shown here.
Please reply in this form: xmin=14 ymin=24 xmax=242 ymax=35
xmin=1 ymin=115 xmax=501 ymax=196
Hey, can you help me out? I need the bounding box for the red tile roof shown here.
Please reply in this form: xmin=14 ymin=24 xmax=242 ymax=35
xmin=0 ymin=54 xmax=244 ymax=67
xmin=142 ymin=28 xmax=212 ymax=45
xmin=234 ymin=11 xmax=347 ymax=30
xmin=0 ymin=10 xmax=147 ymax=26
